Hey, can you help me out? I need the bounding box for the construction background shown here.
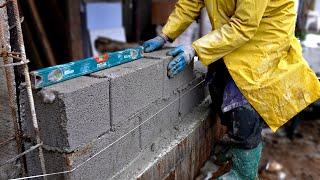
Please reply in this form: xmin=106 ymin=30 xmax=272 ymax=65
xmin=0 ymin=0 xmax=320 ymax=179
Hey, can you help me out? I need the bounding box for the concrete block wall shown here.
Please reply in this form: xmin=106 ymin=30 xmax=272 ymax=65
xmin=127 ymin=102 xmax=213 ymax=180
xmin=20 ymin=49 xmax=208 ymax=180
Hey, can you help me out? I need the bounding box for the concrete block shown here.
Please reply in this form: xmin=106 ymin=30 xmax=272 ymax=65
xmin=114 ymin=100 xmax=213 ymax=180
xmin=179 ymin=76 xmax=206 ymax=118
xmin=137 ymin=76 xmax=206 ymax=150
xmin=66 ymin=126 xmax=141 ymax=179
xmin=0 ymin=141 xmax=21 ymax=179
xmin=21 ymin=76 xmax=111 ymax=150
xmin=69 ymin=128 xmax=141 ymax=180
xmin=145 ymin=48 xmax=196 ymax=100
xmin=24 ymin=115 xmax=141 ymax=180
xmin=163 ymin=60 xmax=196 ymax=100
xmin=23 ymin=142 xmax=66 ymax=180
xmin=92 ymin=58 xmax=163 ymax=127
xmin=138 ymin=98 xmax=179 ymax=149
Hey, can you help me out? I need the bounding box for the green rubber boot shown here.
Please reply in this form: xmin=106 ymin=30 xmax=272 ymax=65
xmin=217 ymin=143 xmax=263 ymax=180
xmin=214 ymin=145 xmax=232 ymax=165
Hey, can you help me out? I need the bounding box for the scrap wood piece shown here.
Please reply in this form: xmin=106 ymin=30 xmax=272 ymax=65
xmin=95 ymin=36 xmax=138 ymax=54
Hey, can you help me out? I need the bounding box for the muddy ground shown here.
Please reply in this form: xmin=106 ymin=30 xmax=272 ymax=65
xmin=196 ymin=118 xmax=320 ymax=180
xmin=260 ymin=118 xmax=320 ymax=180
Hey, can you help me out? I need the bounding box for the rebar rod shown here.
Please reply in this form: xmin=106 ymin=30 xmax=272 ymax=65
xmin=10 ymin=0 xmax=47 ymax=178
xmin=0 ymin=0 xmax=12 ymax=8
xmin=0 ymin=1 xmax=25 ymax=176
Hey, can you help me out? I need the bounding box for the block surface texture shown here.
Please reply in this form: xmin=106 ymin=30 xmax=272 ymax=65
xmin=92 ymin=58 xmax=163 ymax=127
xmin=20 ymin=49 xmax=210 ymax=180
xmin=21 ymin=76 xmax=111 ymax=150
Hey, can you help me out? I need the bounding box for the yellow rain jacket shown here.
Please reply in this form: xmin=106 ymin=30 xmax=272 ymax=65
xmin=162 ymin=0 xmax=320 ymax=131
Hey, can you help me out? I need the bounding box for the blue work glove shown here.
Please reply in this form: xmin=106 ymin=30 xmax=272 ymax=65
xmin=167 ymin=45 xmax=196 ymax=78
xmin=143 ymin=34 xmax=168 ymax=53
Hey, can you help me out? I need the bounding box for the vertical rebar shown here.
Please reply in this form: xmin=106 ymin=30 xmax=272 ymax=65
xmin=10 ymin=0 xmax=47 ymax=178
xmin=0 ymin=1 xmax=25 ymax=176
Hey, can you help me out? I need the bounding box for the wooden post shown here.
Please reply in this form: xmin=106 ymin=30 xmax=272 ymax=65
xmin=135 ymin=0 xmax=152 ymax=41
xmin=123 ymin=0 xmax=135 ymax=42
xmin=66 ymin=0 xmax=84 ymax=60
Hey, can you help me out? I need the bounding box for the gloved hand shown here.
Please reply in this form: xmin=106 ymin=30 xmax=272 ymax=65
xmin=167 ymin=45 xmax=196 ymax=78
xmin=143 ymin=34 xmax=168 ymax=53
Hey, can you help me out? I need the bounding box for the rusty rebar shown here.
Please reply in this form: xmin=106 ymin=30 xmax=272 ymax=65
xmin=10 ymin=0 xmax=47 ymax=178
xmin=0 ymin=51 xmax=30 ymax=67
xmin=0 ymin=0 xmax=12 ymax=8
xmin=0 ymin=2 xmax=25 ymax=175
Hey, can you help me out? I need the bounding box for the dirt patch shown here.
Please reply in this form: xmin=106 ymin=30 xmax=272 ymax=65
xmin=260 ymin=119 xmax=320 ymax=180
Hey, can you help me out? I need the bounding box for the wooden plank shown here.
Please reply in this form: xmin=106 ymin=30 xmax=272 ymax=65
xmin=123 ymin=0 xmax=135 ymax=42
xmin=123 ymin=0 xmax=152 ymax=42
xmin=135 ymin=0 xmax=152 ymax=41
xmin=66 ymin=0 xmax=84 ymax=60
xmin=151 ymin=1 xmax=176 ymax=25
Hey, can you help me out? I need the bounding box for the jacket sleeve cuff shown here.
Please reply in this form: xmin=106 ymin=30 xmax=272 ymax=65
xmin=192 ymin=43 xmax=210 ymax=66
xmin=162 ymin=26 xmax=179 ymax=42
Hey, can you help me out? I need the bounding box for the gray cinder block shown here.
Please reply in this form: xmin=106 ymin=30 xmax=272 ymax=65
xmin=24 ymin=123 xmax=141 ymax=180
xmin=68 ymin=126 xmax=141 ymax=180
xmin=21 ymin=76 xmax=111 ymax=151
xmin=137 ymin=99 xmax=180 ymax=149
xmin=179 ymin=76 xmax=206 ymax=118
xmin=92 ymin=58 xmax=163 ymax=127
xmin=145 ymin=48 xmax=196 ymax=100
xmin=113 ymin=101 xmax=213 ymax=180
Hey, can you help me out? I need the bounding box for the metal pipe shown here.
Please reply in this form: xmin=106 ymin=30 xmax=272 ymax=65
xmin=9 ymin=0 xmax=47 ymax=178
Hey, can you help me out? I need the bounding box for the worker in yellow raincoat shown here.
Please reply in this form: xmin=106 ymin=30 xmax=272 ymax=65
xmin=143 ymin=0 xmax=320 ymax=179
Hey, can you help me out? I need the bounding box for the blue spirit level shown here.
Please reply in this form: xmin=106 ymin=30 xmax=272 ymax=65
xmin=30 ymin=47 xmax=144 ymax=89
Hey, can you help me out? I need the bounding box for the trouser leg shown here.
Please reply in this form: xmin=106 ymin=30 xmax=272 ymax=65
xmin=207 ymin=61 xmax=230 ymax=163
xmin=207 ymin=60 xmax=227 ymax=116
xmin=285 ymin=114 xmax=301 ymax=140
xmin=225 ymin=104 xmax=264 ymax=149
xmin=207 ymin=61 xmax=264 ymax=179
xmin=217 ymin=105 xmax=264 ymax=180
